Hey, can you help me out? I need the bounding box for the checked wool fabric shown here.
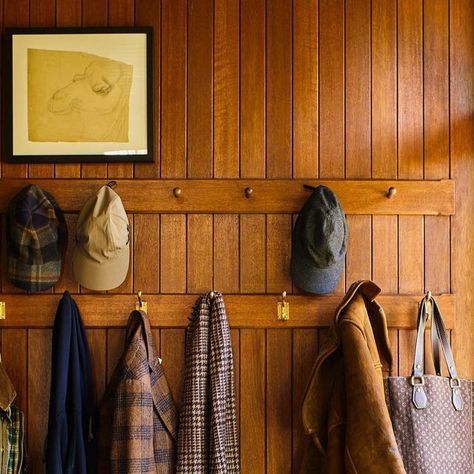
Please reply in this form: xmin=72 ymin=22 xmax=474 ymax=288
xmin=177 ymin=293 xmax=239 ymax=473
xmin=99 ymin=310 xmax=178 ymax=474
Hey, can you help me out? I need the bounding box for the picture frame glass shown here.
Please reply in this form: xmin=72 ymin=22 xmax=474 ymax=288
xmin=5 ymin=28 xmax=152 ymax=163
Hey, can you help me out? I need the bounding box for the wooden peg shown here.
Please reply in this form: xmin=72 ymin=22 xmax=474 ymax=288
xmin=244 ymin=187 xmax=253 ymax=198
xmin=173 ymin=187 xmax=182 ymax=198
xmin=386 ymin=186 xmax=397 ymax=199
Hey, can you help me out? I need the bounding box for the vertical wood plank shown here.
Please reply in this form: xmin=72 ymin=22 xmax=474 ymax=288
xmin=292 ymin=329 xmax=318 ymax=473
xmin=187 ymin=0 xmax=213 ymax=178
xmin=55 ymin=214 xmax=80 ymax=294
xmin=293 ymin=0 xmax=318 ymax=178
xmin=214 ymin=215 xmax=239 ymax=293
xmin=345 ymin=215 xmax=372 ymax=284
xmin=372 ymin=0 xmax=397 ymax=178
xmin=388 ymin=329 xmax=399 ymax=375
xmin=161 ymin=329 xmax=185 ymax=408
xmin=54 ymin=0 xmax=82 ymax=179
xmin=1 ymin=215 xmax=23 ymax=293
xmin=345 ymin=0 xmax=371 ymax=178
xmin=134 ymin=214 xmax=160 ymax=293
xmin=450 ymin=0 xmax=474 ymax=377
xmin=106 ymin=328 xmax=125 ymax=383
xmin=425 ymin=216 xmax=450 ymax=294
xmin=135 ymin=0 xmax=161 ymax=178
xmin=266 ymin=0 xmax=292 ymax=178
xmin=266 ymin=215 xmax=292 ymax=293
xmin=160 ymin=214 xmax=187 ymax=293
xmin=187 ymin=214 xmax=213 ymax=293
xmin=372 ymin=216 xmax=398 ymax=293
xmin=231 ymin=329 xmax=240 ymax=435
xmin=161 ymin=0 xmax=187 ymax=178
xmin=214 ymin=0 xmax=240 ymax=178
xmin=267 ymin=329 xmax=292 ymax=473
xmin=28 ymin=329 xmax=52 ymax=473
xmin=240 ymin=329 xmax=265 ymax=473
xmin=240 ymin=215 xmax=266 ymax=293
xmin=2 ymin=0 xmax=28 ymax=179
xmin=399 ymin=216 xmax=424 ymax=294
xmin=423 ymin=0 xmax=449 ymax=179
xmin=2 ymin=330 xmax=28 ymax=413
xmin=87 ymin=328 xmax=107 ymax=402
xmin=398 ymin=0 xmax=423 ymax=179
xmin=240 ymin=0 xmax=265 ymax=178
xmin=319 ymin=0 xmax=344 ymax=178
xmin=398 ymin=329 xmax=416 ymax=376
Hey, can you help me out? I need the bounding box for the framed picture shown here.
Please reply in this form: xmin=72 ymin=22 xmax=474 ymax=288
xmin=3 ymin=27 xmax=153 ymax=163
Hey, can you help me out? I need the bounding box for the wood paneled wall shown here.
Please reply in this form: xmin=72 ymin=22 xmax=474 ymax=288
xmin=0 ymin=0 xmax=473 ymax=473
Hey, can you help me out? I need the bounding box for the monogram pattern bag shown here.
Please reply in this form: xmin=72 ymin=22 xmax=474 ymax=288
xmin=384 ymin=295 xmax=474 ymax=474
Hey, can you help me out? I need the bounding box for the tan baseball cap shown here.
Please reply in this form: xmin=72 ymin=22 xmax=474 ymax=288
xmin=73 ymin=185 xmax=130 ymax=291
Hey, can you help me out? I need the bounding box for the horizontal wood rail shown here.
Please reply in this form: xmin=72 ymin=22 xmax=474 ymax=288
xmin=0 ymin=179 xmax=455 ymax=215
xmin=0 ymin=293 xmax=455 ymax=329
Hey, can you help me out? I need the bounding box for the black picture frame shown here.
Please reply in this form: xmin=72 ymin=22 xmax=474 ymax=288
xmin=3 ymin=27 xmax=153 ymax=163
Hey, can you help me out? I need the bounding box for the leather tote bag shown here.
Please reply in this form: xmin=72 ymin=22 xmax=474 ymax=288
xmin=384 ymin=295 xmax=473 ymax=474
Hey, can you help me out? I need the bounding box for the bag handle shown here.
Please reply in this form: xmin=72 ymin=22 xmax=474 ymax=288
xmin=411 ymin=294 xmax=463 ymax=411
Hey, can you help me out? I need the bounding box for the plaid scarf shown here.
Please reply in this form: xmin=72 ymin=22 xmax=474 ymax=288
xmin=177 ymin=293 xmax=239 ymax=473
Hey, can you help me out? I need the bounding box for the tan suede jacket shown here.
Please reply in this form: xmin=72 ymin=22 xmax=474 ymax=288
xmin=300 ymin=280 xmax=406 ymax=474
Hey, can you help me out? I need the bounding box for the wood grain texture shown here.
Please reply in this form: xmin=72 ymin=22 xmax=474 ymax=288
xmin=345 ymin=215 xmax=372 ymax=284
xmin=372 ymin=0 xmax=397 ymax=178
xmin=187 ymin=214 xmax=213 ymax=293
xmin=266 ymin=214 xmax=292 ymax=293
xmin=399 ymin=216 xmax=424 ymax=294
xmin=345 ymin=0 xmax=371 ymax=178
xmin=87 ymin=328 xmax=107 ymax=402
xmin=319 ymin=0 xmax=344 ymax=178
xmin=160 ymin=215 xmax=186 ymax=293
xmin=214 ymin=214 xmax=240 ymax=293
xmin=240 ymin=214 xmax=266 ymax=293
xmin=187 ymin=0 xmax=213 ymax=178
xmin=266 ymin=0 xmax=292 ymax=178
xmin=372 ymin=216 xmax=398 ymax=293
xmin=28 ymin=329 xmax=52 ymax=473
xmin=293 ymin=0 xmax=318 ymax=179
xmin=450 ymin=0 xmax=474 ymax=377
xmin=134 ymin=214 xmax=160 ymax=293
xmin=0 ymin=179 xmax=456 ymax=215
xmin=0 ymin=294 xmax=456 ymax=329
xmin=214 ymin=0 xmax=240 ymax=178
xmin=240 ymin=0 xmax=265 ymax=178
xmin=398 ymin=0 xmax=423 ymax=179
xmin=161 ymin=0 xmax=187 ymax=178
xmin=240 ymin=329 xmax=265 ymax=473
xmin=266 ymin=329 xmax=292 ymax=473
xmin=161 ymin=329 xmax=185 ymax=408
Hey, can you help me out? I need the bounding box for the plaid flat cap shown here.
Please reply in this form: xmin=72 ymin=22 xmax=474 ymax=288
xmin=7 ymin=185 xmax=67 ymax=292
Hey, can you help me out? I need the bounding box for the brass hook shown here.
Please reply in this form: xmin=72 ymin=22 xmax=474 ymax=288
xmin=135 ymin=291 xmax=147 ymax=313
xmin=424 ymin=291 xmax=433 ymax=320
xmin=277 ymin=291 xmax=290 ymax=321
xmin=209 ymin=290 xmax=216 ymax=300
xmin=107 ymin=180 xmax=117 ymax=189
xmin=0 ymin=302 xmax=5 ymax=320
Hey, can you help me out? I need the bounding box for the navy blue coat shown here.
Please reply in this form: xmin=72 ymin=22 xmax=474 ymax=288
xmin=46 ymin=291 xmax=96 ymax=474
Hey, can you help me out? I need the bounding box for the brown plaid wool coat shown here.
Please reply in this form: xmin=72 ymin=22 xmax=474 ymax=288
xmin=98 ymin=310 xmax=178 ymax=474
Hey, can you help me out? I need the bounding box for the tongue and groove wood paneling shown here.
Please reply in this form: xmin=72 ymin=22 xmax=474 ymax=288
xmin=0 ymin=1 xmax=473 ymax=473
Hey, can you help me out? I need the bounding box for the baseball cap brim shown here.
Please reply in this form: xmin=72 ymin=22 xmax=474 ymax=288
xmin=291 ymin=249 xmax=345 ymax=295
xmin=8 ymin=257 xmax=61 ymax=292
xmin=73 ymin=244 xmax=129 ymax=291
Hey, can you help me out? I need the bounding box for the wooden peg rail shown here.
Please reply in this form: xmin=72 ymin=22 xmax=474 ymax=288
xmin=0 ymin=179 xmax=455 ymax=215
xmin=0 ymin=293 xmax=455 ymax=329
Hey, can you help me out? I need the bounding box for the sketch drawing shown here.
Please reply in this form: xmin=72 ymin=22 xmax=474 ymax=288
xmin=28 ymin=49 xmax=133 ymax=143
